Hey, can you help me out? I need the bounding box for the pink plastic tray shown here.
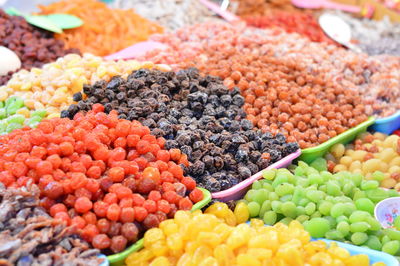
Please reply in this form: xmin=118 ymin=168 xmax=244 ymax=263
xmin=212 ymin=149 xmax=301 ymax=202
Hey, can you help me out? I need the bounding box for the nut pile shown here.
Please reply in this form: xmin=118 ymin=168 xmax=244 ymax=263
xmin=326 ymin=132 xmax=400 ymax=189
xmin=1 ymin=53 xmax=170 ymax=119
xmin=0 ymin=184 xmax=104 ymax=265
xmin=0 ymin=9 xmax=79 ymax=85
xmin=0 ymin=105 xmax=203 ymax=254
xmin=61 ymin=68 xmax=298 ymax=192
xmin=111 ymin=0 xmax=218 ymax=31
xmin=126 ymin=210 xmax=385 ymax=266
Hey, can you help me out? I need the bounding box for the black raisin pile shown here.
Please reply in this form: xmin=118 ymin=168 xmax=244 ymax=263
xmin=61 ymin=68 xmax=299 ymax=192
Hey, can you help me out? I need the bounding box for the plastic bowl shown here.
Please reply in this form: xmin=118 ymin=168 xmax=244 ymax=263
xmin=299 ymin=117 xmax=375 ymax=164
xmin=370 ymin=111 xmax=400 ymax=135
xmin=99 ymin=254 xmax=109 ymax=266
xmin=212 ymin=149 xmax=301 ymax=202
xmin=374 ymin=197 xmax=400 ymax=229
xmin=320 ymin=239 xmax=398 ymax=266
xmin=107 ymin=187 xmax=212 ymax=266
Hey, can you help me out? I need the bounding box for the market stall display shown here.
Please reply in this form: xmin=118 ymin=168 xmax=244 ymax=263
xmin=0 ymin=0 xmax=399 ymax=265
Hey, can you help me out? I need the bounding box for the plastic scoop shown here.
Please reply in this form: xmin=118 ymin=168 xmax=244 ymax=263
xmin=318 ymin=13 xmax=363 ymax=53
xmin=291 ymin=0 xmax=360 ymax=13
xmin=0 ymin=46 xmax=21 ymax=75
xmin=374 ymin=197 xmax=400 ymax=229
xmin=198 ymin=0 xmax=240 ymax=22
xmin=45 ymin=14 xmax=83 ymax=29
xmin=104 ymin=41 xmax=168 ymax=60
xmin=5 ymin=7 xmax=62 ymax=33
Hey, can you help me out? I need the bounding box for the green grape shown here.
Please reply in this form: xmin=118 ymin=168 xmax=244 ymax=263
xmin=325 ymin=230 xmax=344 ymax=240
xmin=342 ymin=202 xmax=356 ymax=217
xmin=245 ymin=189 xmax=256 ymax=202
xmin=281 ymin=202 xmax=297 ymax=219
xmin=262 ymin=182 xmax=274 ymax=192
xmin=298 ymin=198 xmax=310 ymax=207
xmin=382 ymin=240 xmax=400 ymax=255
xmin=306 ymin=190 xmax=324 ymax=203
xmin=0 ymin=108 xmax=6 ymax=119
xmin=297 ymin=161 xmax=309 ymax=169
xmin=247 ymin=202 xmax=261 ymax=217
xmin=305 ymin=202 xmax=316 ymax=216
xmin=268 ymin=192 xmax=279 ymax=201
xmin=353 ymin=190 xmax=367 ymax=201
xmin=319 ymin=185 xmax=327 ymax=193
xmin=330 ymin=203 xmax=345 ymax=218
xmin=280 ymin=195 xmax=292 ymax=202
xmin=295 ymin=177 xmax=309 ymax=188
xmin=303 ymin=218 xmax=330 ymax=238
xmin=252 ymin=189 xmax=268 ymax=205
xmin=272 ymin=174 xmax=289 ymax=188
xmin=296 ymin=206 xmax=306 ymax=216
xmin=308 ymin=173 xmax=323 ymax=185
xmin=292 ymin=187 xmax=304 ymax=204
xmin=336 ymin=215 xmax=349 ymax=224
xmin=365 ymin=188 xmax=389 ymax=203
xmin=296 ymin=215 xmax=309 ymax=223
xmin=30 ymin=109 xmax=47 ymax=118
xmin=327 ymin=181 xmax=341 ymax=196
xmin=318 ymin=201 xmax=333 ymax=216
xmin=351 ymin=232 xmax=368 ymax=245
xmin=7 ymin=114 xmax=25 ymax=125
xmin=388 ymin=190 xmax=399 ymax=197
xmin=350 ymin=222 xmax=370 ymax=233
xmin=395 ymin=216 xmax=400 ymax=231
xmin=259 ymin=200 xmax=272 ymax=218
xmin=252 ymin=181 xmax=262 ymax=190
xmin=294 ymin=165 xmax=306 ymax=176
xmin=342 ymin=183 xmax=354 ymax=197
xmin=349 ymin=211 xmax=370 ymax=223
xmin=361 ymin=180 xmax=379 ymax=190
xmin=310 ymin=157 xmax=327 ymax=172
xmin=351 ymin=173 xmax=363 ymax=187
xmin=384 ymin=229 xmax=400 ymax=241
xmin=366 ymin=217 xmax=382 ymax=231
xmin=324 ymin=216 xmax=337 ymax=228
xmin=6 ymin=97 xmax=24 ymax=115
xmin=366 ymin=235 xmax=382 ymax=251
xmin=0 ymin=121 xmax=7 ymax=133
xmin=310 ymin=211 xmax=322 ymax=218
xmin=382 ymin=235 xmax=391 ymax=245
xmin=336 ymin=221 xmax=350 ymax=237
xmin=0 ymin=101 xmax=3 ymax=108
xmin=263 ymin=211 xmax=277 ymax=225
xmin=306 ymin=166 xmax=319 ymax=176
xmin=280 ymin=217 xmax=293 ymax=225
xmin=372 ymin=171 xmax=385 ymax=182
xmin=6 ymin=122 xmax=22 ymax=133
xmin=355 ymin=198 xmax=375 ymax=214
xmin=320 ymin=171 xmax=333 ymax=182
xmin=271 ymin=201 xmax=282 ymax=213
xmin=275 ymin=183 xmax=294 ymax=197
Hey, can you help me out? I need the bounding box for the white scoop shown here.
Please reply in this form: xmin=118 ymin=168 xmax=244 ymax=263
xmin=319 ymin=13 xmax=363 ymax=53
xmin=0 ymin=46 xmax=21 ymax=75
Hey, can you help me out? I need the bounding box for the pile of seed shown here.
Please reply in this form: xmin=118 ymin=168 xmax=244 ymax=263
xmin=61 ymin=68 xmax=299 ymax=192
xmin=0 ymin=9 xmax=79 ymax=85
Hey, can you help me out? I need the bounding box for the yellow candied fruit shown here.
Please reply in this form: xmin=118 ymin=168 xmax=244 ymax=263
xmin=126 ymin=208 xmax=384 ymax=266
xmin=16 ymin=108 xmax=30 ymax=118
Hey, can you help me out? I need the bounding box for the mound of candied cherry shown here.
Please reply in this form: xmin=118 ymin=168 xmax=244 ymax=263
xmin=0 ymin=104 xmax=203 ymax=254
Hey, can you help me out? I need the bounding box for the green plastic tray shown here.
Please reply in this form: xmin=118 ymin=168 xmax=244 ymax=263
xmin=299 ymin=117 xmax=375 ymax=164
xmin=107 ymin=187 xmax=212 ymax=266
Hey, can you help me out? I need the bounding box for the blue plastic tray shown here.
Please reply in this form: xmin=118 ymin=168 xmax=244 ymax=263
xmin=370 ymin=111 xmax=400 ymax=134
xmin=320 ymin=239 xmax=398 ymax=266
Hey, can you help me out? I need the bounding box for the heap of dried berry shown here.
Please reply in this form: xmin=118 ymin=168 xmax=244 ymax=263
xmin=61 ymin=68 xmax=299 ymax=192
xmin=0 ymin=105 xmax=203 ymax=254
xmin=0 ymin=183 xmax=104 ymax=265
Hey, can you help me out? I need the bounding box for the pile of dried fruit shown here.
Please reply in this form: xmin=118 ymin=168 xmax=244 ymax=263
xmin=61 ymin=68 xmax=298 ymax=192
xmin=0 ymin=183 xmax=104 ymax=265
xmin=111 ymin=0 xmax=218 ymax=31
xmin=38 ymin=0 xmax=164 ymax=56
xmin=126 ymin=210 xmax=385 ymax=265
xmin=0 ymin=105 xmax=203 ymax=254
xmin=0 ymin=9 xmax=79 ymax=85
xmin=1 ymin=53 xmax=170 ymax=119
xmin=326 ymin=132 xmax=400 ymax=189
xmin=141 ymin=22 xmax=378 ymax=148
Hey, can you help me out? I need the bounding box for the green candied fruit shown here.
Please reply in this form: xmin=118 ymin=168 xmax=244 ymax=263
xmin=355 ymin=198 xmax=375 ymax=214
xmin=366 ymin=188 xmax=389 ymax=203
xmin=30 ymin=109 xmax=47 ymax=118
xmin=268 ymin=191 xmax=279 ymax=201
xmin=271 ymin=201 xmax=282 ymax=213
xmin=295 ymin=177 xmax=309 ymax=188
xmin=351 ymin=232 xmax=368 ymax=245
xmin=326 ymin=181 xmax=341 ymax=196
xmin=306 ymin=190 xmax=325 ymax=203
xmin=372 ymin=171 xmax=385 ymax=182
xmin=361 ymin=180 xmax=380 ymax=190
xmin=330 ymin=203 xmax=345 ymax=218
xmin=310 ymin=157 xmax=327 ymax=172
xmin=6 ymin=122 xmax=22 ymax=133
xmin=351 ymin=173 xmax=363 ymax=187
xmin=382 ymin=240 xmax=400 ymax=255
xmin=296 ymin=215 xmax=309 ymax=223
xmin=252 ymin=189 xmax=268 ymax=205
xmin=0 ymin=108 xmax=6 ymax=119
xmin=252 ymin=180 xmax=262 ymax=190
xmin=7 ymin=114 xmax=25 ymax=125
xmin=336 ymin=221 xmax=350 ymax=237
xmin=350 ymin=222 xmax=371 ymax=233
xmin=259 ymin=200 xmax=272 ymax=218
xmin=296 ymin=206 xmax=306 ymax=216
xmin=318 ymin=201 xmax=333 ymax=216
xmin=0 ymin=121 xmax=7 ymax=133
xmin=325 ymin=230 xmax=344 ymax=240
xmin=308 ymin=173 xmax=324 ymax=185
xmin=275 ymin=183 xmax=294 ymax=197
xmin=6 ymin=97 xmax=24 ymax=115
xmin=384 ymin=229 xmax=400 ymax=241
xmin=281 ymin=201 xmax=297 ymax=219
xmin=366 ymin=235 xmax=382 ymax=251
xmin=349 ymin=210 xmax=370 ymax=223
xmin=294 ymin=165 xmax=306 ymax=177
xmin=280 ymin=217 xmax=293 ymax=225
xmin=320 ymin=171 xmax=333 ymax=182
xmin=304 ymin=218 xmax=330 ymax=238
xmin=0 ymin=101 xmax=3 ymax=108
xmin=263 ymin=211 xmax=277 ymax=225
xmin=247 ymin=201 xmax=260 ymax=217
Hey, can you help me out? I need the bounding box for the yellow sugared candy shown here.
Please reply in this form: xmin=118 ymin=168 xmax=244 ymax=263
xmin=125 ymin=210 xmax=385 ymax=266
xmin=326 ymin=132 xmax=400 ymax=189
xmin=4 ymin=53 xmax=171 ymax=118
